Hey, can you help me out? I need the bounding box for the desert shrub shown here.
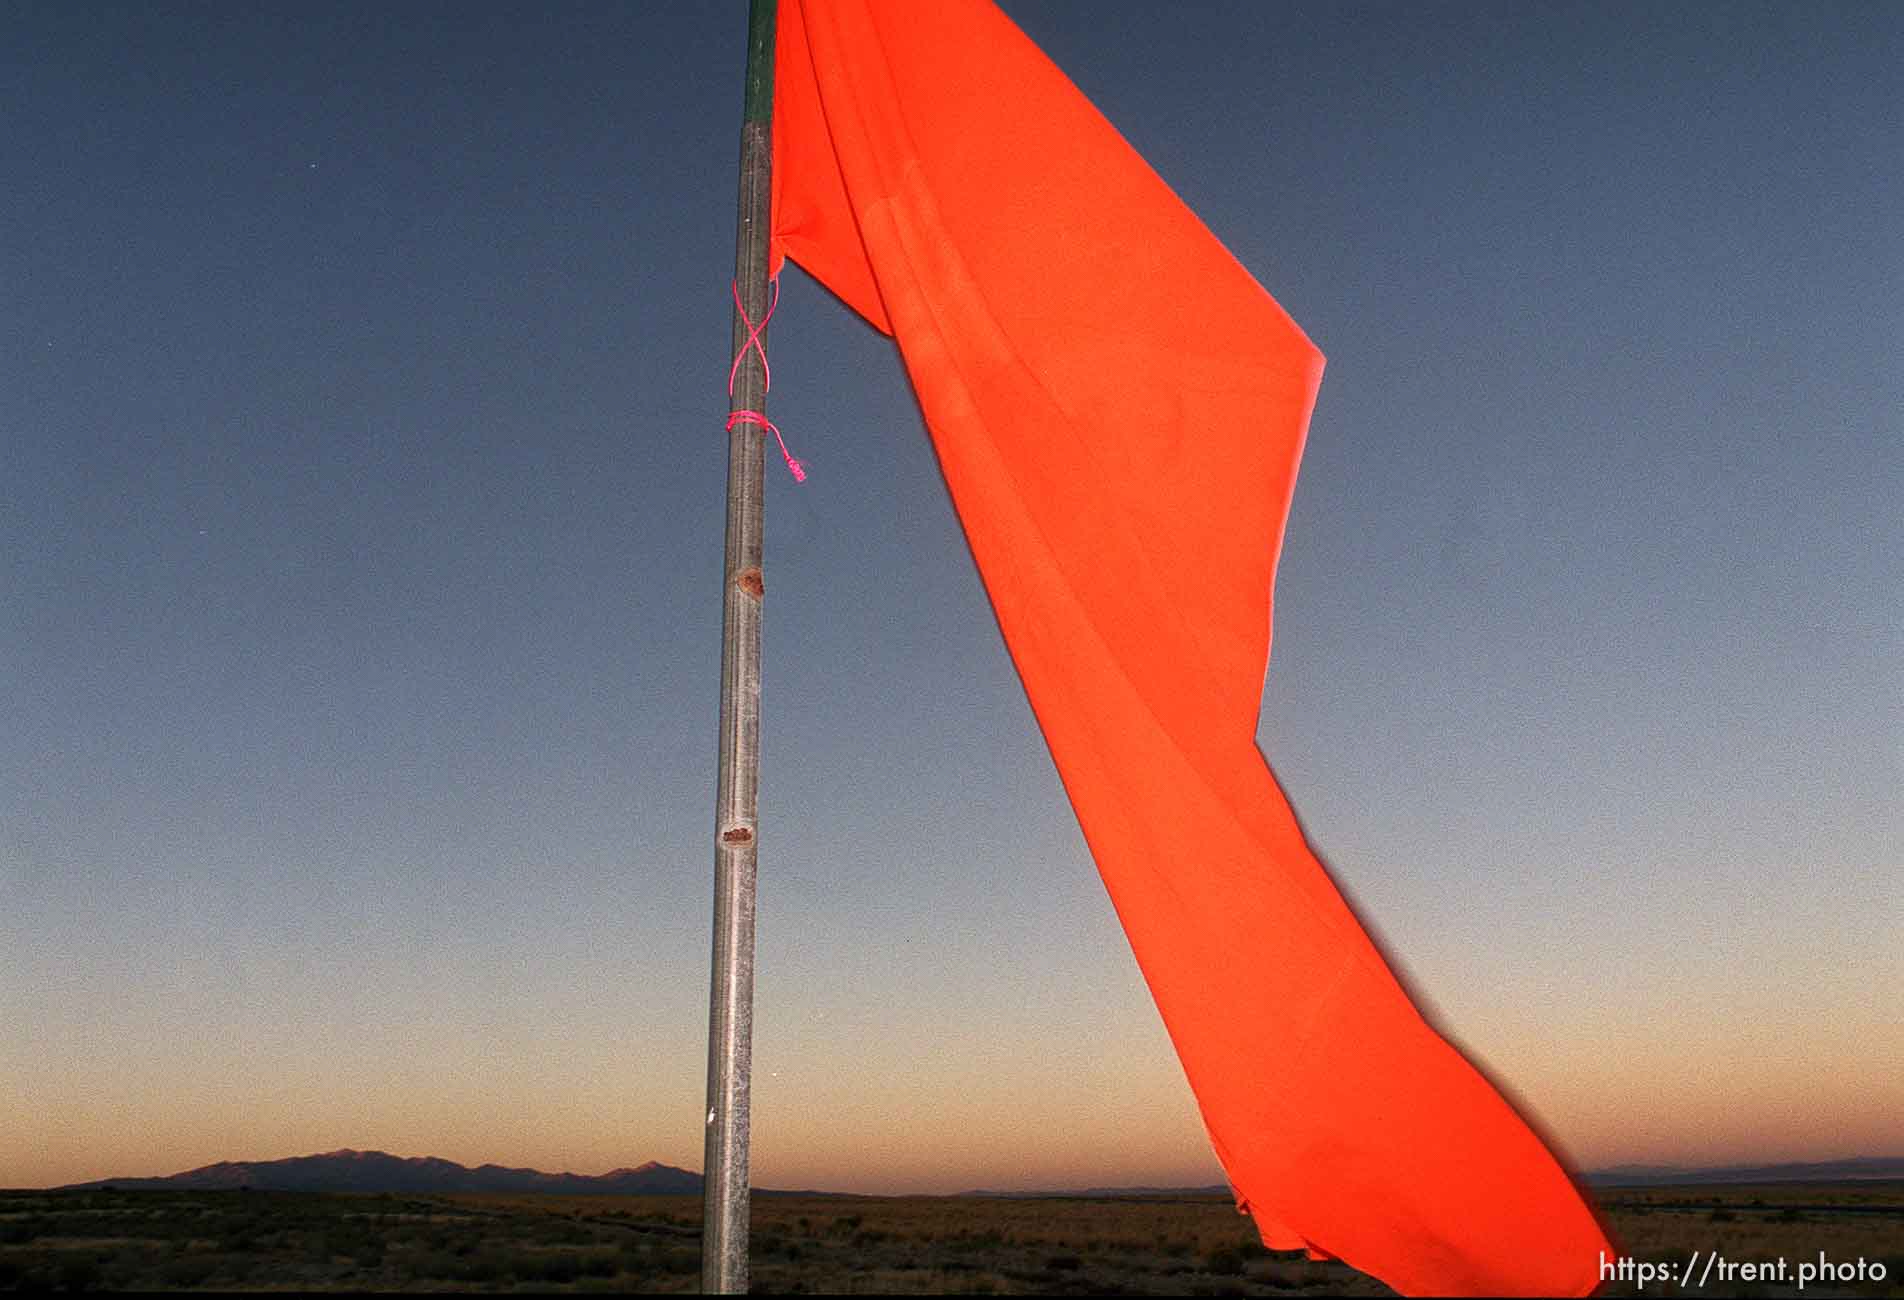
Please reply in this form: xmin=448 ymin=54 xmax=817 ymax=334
xmin=59 ymin=1256 xmax=103 ymax=1291
xmin=100 ymin=1247 xmax=151 ymax=1288
xmin=1205 ymin=1246 xmax=1245 ymax=1276
xmin=653 ymin=1245 xmax=700 ymax=1275
xmin=15 ymin=1262 xmax=57 ymax=1292
xmin=1044 ymin=1254 xmax=1083 ymax=1271
xmin=158 ymin=1254 xmax=217 ymax=1287
xmin=1876 ymin=1255 xmax=1904 ymax=1290
xmin=532 ymin=1217 xmax=593 ymax=1245
xmin=581 ymin=1249 xmax=619 ymax=1278
xmin=412 ymin=1249 xmax=459 ymax=1278
xmin=752 ymin=1231 xmax=802 ymax=1261
xmin=523 ymin=1250 xmax=581 ymax=1283
xmin=458 ymin=1247 xmax=510 ymax=1283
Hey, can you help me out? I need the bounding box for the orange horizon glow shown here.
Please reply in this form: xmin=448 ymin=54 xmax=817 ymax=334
xmin=11 ymin=996 xmax=1898 ymax=1194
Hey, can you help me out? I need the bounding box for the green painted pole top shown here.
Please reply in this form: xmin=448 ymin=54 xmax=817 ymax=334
xmin=742 ymin=0 xmax=777 ymax=124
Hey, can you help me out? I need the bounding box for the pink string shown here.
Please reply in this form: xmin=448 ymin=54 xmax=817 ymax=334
xmin=727 ymin=410 xmax=807 ymax=482
xmin=728 ymin=277 xmax=777 ymax=395
xmin=726 ymin=276 xmax=805 ymax=483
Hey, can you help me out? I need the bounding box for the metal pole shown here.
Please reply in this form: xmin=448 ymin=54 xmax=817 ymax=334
xmin=704 ymin=0 xmax=775 ymax=1292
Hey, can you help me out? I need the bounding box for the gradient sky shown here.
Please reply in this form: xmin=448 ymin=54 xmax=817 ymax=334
xmin=3 ymin=1 xmax=1899 ymax=1194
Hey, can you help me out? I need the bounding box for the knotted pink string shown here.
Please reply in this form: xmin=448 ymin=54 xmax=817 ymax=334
xmin=726 ymin=410 xmax=807 ymax=482
xmin=727 ymin=277 xmax=805 ymax=482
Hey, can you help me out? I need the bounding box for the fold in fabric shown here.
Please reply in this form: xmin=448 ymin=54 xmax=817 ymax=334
xmin=769 ymin=2 xmax=1609 ymax=1293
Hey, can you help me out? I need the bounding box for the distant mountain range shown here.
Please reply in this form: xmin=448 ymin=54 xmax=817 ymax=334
xmin=49 ymin=1149 xmax=1902 ymax=1196
xmin=57 ymin=1149 xmax=701 ymax=1195
xmin=1581 ymin=1156 xmax=1904 ymax=1187
xmin=964 ymin=1158 xmax=1904 ymax=1199
xmin=960 ymin=1184 xmax=1232 ymax=1199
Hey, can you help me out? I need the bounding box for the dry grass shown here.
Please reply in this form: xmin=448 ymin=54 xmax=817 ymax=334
xmin=432 ymin=1189 xmax=1395 ymax=1293
xmin=2 ymin=1180 xmax=1897 ymax=1294
xmin=1596 ymin=1182 xmax=1903 ymax=1296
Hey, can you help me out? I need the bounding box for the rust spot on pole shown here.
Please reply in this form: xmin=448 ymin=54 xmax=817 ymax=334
xmin=720 ymin=826 xmax=755 ymax=846
xmin=736 ymin=567 xmax=764 ymax=599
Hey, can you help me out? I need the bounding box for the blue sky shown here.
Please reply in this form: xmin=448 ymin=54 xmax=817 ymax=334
xmin=3 ymin=1 xmax=1898 ymax=1191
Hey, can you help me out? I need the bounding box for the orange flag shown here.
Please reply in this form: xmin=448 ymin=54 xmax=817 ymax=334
xmin=770 ymin=2 xmax=1610 ymax=1293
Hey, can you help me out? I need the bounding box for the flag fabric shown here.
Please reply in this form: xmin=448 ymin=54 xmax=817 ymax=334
xmin=768 ymin=1 xmax=1610 ymax=1293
